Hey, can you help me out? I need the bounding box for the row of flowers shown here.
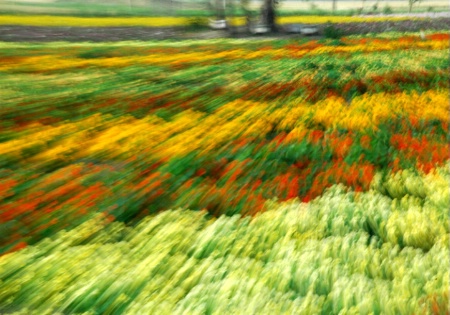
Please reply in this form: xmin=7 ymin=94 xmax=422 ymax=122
xmin=4 ymin=71 xmax=448 ymax=128
xmin=0 ymin=163 xmax=448 ymax=314
xmin=1 ymin=35 xmax=447 ymax=131
xmin=1 ymin=34 xmax=448 ymax=73
xmin=1 ymin=90 xmax=447 ymax=161
xmin=0 ymin=14 xmax=427 ymax=28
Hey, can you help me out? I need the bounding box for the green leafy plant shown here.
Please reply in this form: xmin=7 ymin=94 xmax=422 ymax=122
xmin=323 ymin=23 xmax=343 ymax=39
xmin=383 ymin=5 xmax=393 ymax=14
xmin=186 ymin=17 xmax=209 ymax=31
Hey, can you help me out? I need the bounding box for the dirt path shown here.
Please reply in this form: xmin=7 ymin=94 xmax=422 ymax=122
xmin=0 ymin=25 xmax=314 ymax=42
xmin=0 ymin=18 xmax=448 ymax=42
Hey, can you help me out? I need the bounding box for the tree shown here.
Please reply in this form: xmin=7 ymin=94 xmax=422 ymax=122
xmin=408 ymin=0 xmax=421 ymax=12
xmin=240 ymin=0 xmax=252 ymax=30
xmin=261 ymin=0 xmax=278 ymax=32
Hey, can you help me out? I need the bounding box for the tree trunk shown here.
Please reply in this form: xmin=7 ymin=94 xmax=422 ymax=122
xmin=263 ymin=0 xmax=277 ymax=32
xmin=215 ymin=0 xmax=225 ymax=19
xmin=226 ymin=0 xmax=237 ymax=35
xmin=332 ymin=0 xmax=337 ymax=13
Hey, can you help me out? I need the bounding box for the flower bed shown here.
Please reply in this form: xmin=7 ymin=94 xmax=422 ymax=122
xmin=0 ymin=31 xmax=448 ymax=313
xmin=0 ymin=14 xmax=426 ymax=28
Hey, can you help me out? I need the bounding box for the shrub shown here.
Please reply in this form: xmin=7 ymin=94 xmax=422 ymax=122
xmin=383 ymin=5 xmax=393 ymax=14
xmin=372 ymin=3 xmax=379 ymax=13
xmin=186 ymin=17 xmax=209 ymax=31
xmin=323 ymin=23 xmax=343 ymax=39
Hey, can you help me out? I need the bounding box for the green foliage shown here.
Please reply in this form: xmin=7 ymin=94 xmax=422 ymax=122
xmin=383 ymin=5 xmax=393 ymax=15
xmin=186 ymin=17 xmax=209 ymax=31
xmin=77 ymin=47 xmax=117 ymax=59
xmin=372 ymin=3 xmax=379 ymax=13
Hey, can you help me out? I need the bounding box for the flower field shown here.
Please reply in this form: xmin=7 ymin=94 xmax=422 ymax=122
xmin=0 ymin=32 xmax=449 ymax=314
